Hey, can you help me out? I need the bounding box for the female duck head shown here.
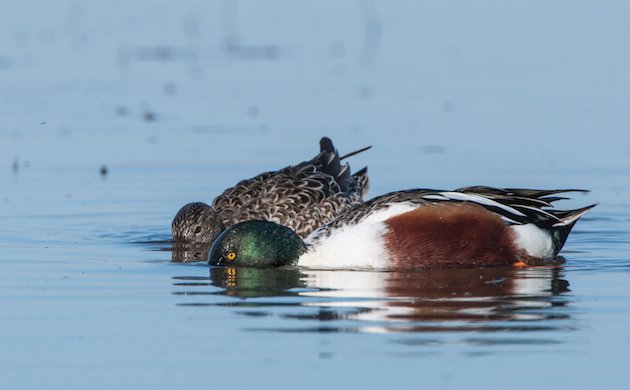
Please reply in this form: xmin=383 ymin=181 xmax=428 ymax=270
xmin=171 ymin=202 xmax=225 ymax=243
xmin=208 ymin=220 xmax=307 ymax=268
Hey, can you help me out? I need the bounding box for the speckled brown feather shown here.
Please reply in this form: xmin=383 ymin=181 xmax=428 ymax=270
xmin=210 ymin=138 xmax=368 ymax=239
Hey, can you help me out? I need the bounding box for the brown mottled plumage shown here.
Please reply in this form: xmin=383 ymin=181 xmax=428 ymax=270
xmin=171 ymin=137 xmax=370 ymax=245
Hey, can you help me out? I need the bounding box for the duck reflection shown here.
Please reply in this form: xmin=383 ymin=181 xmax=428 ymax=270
xmin=297 ymin=267 xmax=569 ymax=330
xmin=209 ymin=266 xmax=305 ymax=298
xmin=175 ymin=265 xmax=570 ymax=333
xmin=171 ymin=241 xmax=210 ymax=263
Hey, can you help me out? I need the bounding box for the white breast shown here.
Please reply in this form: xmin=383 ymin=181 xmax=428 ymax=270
xmin=297 ymin=203 xmax=417 ymax=270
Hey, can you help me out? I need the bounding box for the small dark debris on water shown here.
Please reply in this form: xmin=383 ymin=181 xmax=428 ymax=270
xmin=224 ymin=44 xmax=282 ymax=60
xmin=12 ymin=158 xmax=19 ymax=173
xmin=143 ymin=111 xmax=157 ymax=122
xmin=100 ymin=165 xmax=108 ymax=177
xmin=357 ymin=86 xmax=374 ymax=99
xmin=442 ymin=101 xmax=456 ymax=113
xmin=329 ymin=41 xmax=346 ymax=58
xmin=133 ymin=46 xmax=193 ymax=62
xmin=247 ymin=105 xmax=259 ymax=118
xmin=419 ymin=145 xmax=446 ymax=154
xmin=115 ymin=106 xmax=128 ymax=117
xmin=163 ymin=82 xmax=177 ymax=95
xmin=40 ymin=121 xmax=46 ymax=125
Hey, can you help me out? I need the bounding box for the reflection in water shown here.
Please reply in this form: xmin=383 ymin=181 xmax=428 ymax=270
xmin=300 ymin=267 xmax=570 ymax=333
xmin=209 ymin=267 xmax=305 ymax=298
xmin=171 ymin=242 xmax=210 ymax=263
xmin=125 ymin=236 xmax=210 ymax=263
xmin=126 ymin=236 xmax=210 ymax=263
xmin=174 ymin=265 xmax=572 ymax=337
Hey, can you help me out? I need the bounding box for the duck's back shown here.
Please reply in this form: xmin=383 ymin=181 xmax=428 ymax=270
xmin=212 ymin=138 xmax=367 ymax=238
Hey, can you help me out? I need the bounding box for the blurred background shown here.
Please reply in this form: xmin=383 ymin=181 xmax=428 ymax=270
xmin=2 ymin=1 xmax=629 ymax=199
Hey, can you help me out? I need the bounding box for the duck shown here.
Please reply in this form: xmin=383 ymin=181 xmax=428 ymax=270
xmin=172 ymin=137 xmax=370 ymax=244
xmin=207 ymin=186 xmax=596 ymax=270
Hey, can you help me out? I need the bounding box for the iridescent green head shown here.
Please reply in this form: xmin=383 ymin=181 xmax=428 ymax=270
xmin=208 ymin=220 xmax=307 ymax=268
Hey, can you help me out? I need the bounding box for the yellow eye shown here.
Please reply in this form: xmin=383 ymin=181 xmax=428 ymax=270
xmin=226 ymin=252 xmax=237 ymax=261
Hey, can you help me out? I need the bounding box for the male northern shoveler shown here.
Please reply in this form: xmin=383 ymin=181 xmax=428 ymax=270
xmin=208 ymin=186 xmax=595 ymax=269
xmin=172 ymin=137 xmax=370 ymax=244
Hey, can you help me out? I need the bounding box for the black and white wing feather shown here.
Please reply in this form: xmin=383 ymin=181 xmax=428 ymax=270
xmin=315 ymin=186 xmax=594 ymax=237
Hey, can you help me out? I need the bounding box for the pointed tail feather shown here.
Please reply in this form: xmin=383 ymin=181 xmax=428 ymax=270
xmin=551 ymin=204 xmax=598 ymax=227
xmin=505 ymin=188 xmax=590 ymax=196
xmin=319 ymin=136 xmax=372 ymax=161
xmin=340 ymin=145 xmax=372 ymax=160
xmin=319 ymin=137 xmax=335 ymax=154
xmin=550 ymin=203 xmax=597 ymax=256
xmin=317 ymin=137 xmax=353 ymax=192
xmin=317 ymin=137 xmax=372 ymax=194
xmin=459 ymin=186 xmax=590 ymax=200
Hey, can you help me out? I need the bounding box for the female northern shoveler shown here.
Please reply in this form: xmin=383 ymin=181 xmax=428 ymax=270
xmin=172 ymin=137 xmax=370 ymax=244
xmin=208 ymin=186 xmax=595 ymax=269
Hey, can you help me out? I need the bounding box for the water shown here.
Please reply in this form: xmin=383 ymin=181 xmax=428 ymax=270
xmin=2 ymin=1 xmax=630 ymax=389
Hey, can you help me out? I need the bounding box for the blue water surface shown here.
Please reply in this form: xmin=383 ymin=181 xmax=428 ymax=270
xmin=1 ymin=1 xmax=630 ymax=389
